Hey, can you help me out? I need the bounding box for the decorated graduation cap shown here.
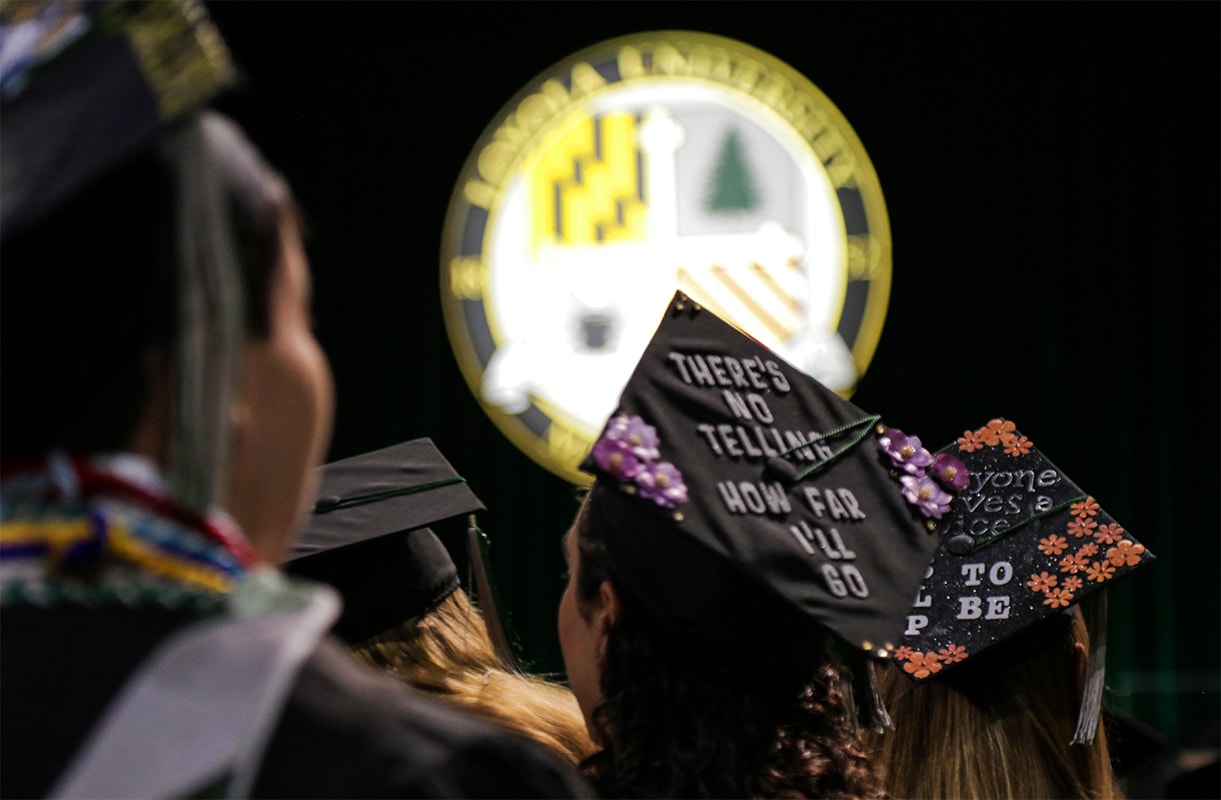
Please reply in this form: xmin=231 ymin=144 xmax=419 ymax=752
xmin=890 ymin=418 xmax=1154 ymax=742
xmin=1 ymin=0 xmax=237 ymax=239
xmin=579 ymin=292 xmax=954 ymax=678
xmin=283 ymin=439 xmax=486 ymax=645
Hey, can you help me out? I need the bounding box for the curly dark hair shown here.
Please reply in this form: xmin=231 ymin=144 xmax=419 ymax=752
xmin=573 ymin=500 xmax=888 ymax=800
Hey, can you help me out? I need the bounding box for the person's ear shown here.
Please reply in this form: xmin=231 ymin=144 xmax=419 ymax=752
xmin=594 ymin=580 xmax=621 ymax=661
xmin=1073 ymin=640 xmax=1088 ymax=686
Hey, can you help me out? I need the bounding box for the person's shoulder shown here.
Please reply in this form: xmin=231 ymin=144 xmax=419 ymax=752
xmin=254 ymin=636 xmax=594 ymax=799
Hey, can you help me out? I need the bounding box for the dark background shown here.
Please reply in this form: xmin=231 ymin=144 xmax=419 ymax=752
xmin=207 ymin=0 xmax=1218 ymax=785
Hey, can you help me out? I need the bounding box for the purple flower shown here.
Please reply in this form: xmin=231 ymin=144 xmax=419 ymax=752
xmin=592 ymin=436 xmax=645 ymax=480
xmin=635 ymin=461 xmax=689 ymax=508
xmin=602 ymin=414 xmax=660 ymax=460
xmin=593 ymin=414 xmax=687 ymax=508
xmin=900 ymin=474 xmax=954 ymax=519
xmin=879 ymin=429 xmax=934 ymax=475
xmin=931 ymin=453 xmax=969 ymax=492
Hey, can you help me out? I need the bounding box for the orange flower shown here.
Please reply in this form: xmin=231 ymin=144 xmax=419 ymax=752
xmin=1062 ymin=575 xmax=1084 ymax=592
xmin=1071 ymin=497 xmax=1101 ymax=519
xmin=1078 ymin=542 xmax=1100 ymax=558
xmin=938 ymin=643 xmax=968 ymax=664
xmin=1093 ymin=522 xmax=1125 ymax=545
xmin=1044 ymin=587 xmax=1073 ymax=608
xmin=1026 ymin=571 xmax=1058 ymax=592
xmin=1059 ymin=552 xmax=1089 ymax=574
xmin=980 ymin=419 xmax=1016 ymax=446
xmin=957 ymin=429 xmax=985 ymax=453
xmin=1004 ymin=435 xmax=1033 ymax=456
xmin=902 ymin=652 xmax=943 ymax=679
xmin=1038 ymin=534 xmax=1069 ymax=556
xmin=1086 ymin=561 xmax=1116 ymax=583
xmin=893 ymin=646 xmax=913 ymax=661
xmin=1107 ymin=540 xmax=1145 ymax=567
xmin=1066 ymin=517 xmax=1098 ymax=538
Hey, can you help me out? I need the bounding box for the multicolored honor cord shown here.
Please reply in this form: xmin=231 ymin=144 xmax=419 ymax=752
xmin=1 ymin=452 xmax=255 ymax=605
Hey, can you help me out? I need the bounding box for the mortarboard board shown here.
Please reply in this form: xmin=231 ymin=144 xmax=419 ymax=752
xmin=283 ymin=438 xmax=486 ymax=645
xmin=0 ymin=0 xmax=237 ymax=240
xmin=889 ymin=419 xmax=1154 ymax=741
xmin=578 ymin=292 xmax=957 ymax=675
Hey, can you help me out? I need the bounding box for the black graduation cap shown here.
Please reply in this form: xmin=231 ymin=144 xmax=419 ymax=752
xmin=891 ymin=418 xmax=1154 ymax=676
xmin=283 ymin=438 xmax=486 ymax=645
xmin=578 ymin=292 xmax=953 ymax=668
xmin=0 ymin=0 xmax=237 ymax=240
xmin=890 ymin=419 xmax=1155 ymax=741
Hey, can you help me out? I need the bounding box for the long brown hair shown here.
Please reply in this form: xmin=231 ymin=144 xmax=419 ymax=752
xmin=353 ymin=588 xmax=596 ymax=765
xmin=572 ymin=495 xmax=887 ymax=799
xmin=863 ymin=612 xmax=1117 ymax=799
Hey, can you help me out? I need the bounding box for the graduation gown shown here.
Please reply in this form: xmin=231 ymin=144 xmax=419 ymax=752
xmin=0 ymin=605 xmax=593 ymax=799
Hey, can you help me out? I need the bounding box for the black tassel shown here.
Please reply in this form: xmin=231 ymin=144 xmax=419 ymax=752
xmin=853 ymin=654 xmax=893 ymax=733
xmin=466 ymin=516 xmax=519 ymax=673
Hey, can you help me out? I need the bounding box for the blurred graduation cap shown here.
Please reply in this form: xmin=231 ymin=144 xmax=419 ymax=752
xmin=0 ymin=0 xmax=237 ymax=240
xmin=890 ymin=419 xmax=1155 ymax=743
xmin=284 ymin=438 xmax=512 ymax=655
xmin=579 ymin=292 xmax=955 ymax=708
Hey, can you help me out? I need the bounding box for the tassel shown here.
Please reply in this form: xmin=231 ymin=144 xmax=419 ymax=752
xmin=840 ymin=658 xmax=859 ymax=735
xmin=466 ymin=516 xmax=520 ymax=673
xmin=853 ymin=654 xmax=894 ymax=733
xmin=1072 ymin=593 xmax=1107 ymax=744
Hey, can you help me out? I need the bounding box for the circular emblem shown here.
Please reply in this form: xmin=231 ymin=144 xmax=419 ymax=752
xmin=441 ymin=31 xmax=892 ymax=485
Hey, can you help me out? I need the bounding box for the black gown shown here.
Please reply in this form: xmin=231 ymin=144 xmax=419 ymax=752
xmin=0 ymin=606 xmax=594 ymax=799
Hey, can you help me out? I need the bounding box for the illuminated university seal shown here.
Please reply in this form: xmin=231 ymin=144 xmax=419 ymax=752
xmin=441 ymin=31 xmax=892 ymax=485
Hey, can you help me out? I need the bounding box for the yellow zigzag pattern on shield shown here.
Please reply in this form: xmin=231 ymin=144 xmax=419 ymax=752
xmin=530 ymin=112 xmax=646 ymax=250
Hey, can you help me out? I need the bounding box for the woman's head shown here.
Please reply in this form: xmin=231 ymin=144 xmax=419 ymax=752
xmin=866 ymin=419 xmax=1150 ymax=798
xmin=560 ymin=489 xmax=888 ymax=800
xmin=287 ymin=441 xmax=592 ymax=763
xmin=864 ymin=610 xmax=1115 ymax=800
xmin=555 ymin=296 xmax=961 ymax=797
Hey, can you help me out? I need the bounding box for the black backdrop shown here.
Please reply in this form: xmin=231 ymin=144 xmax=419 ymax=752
xmin=207 ymin=0 xmax=1219 ymax=762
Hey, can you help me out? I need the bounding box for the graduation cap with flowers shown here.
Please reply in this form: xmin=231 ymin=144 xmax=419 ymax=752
xmin=578 ymin=292 xmax=959 ymax=701
xmin=889 ymin=418 xmax=1154 ymax=742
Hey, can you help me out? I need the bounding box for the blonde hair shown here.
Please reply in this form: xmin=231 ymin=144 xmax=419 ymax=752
xmin=863 ymin=612 xmax=1117 ymax=799
xmin=352 ymin=588 xmax=596 ymax=765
